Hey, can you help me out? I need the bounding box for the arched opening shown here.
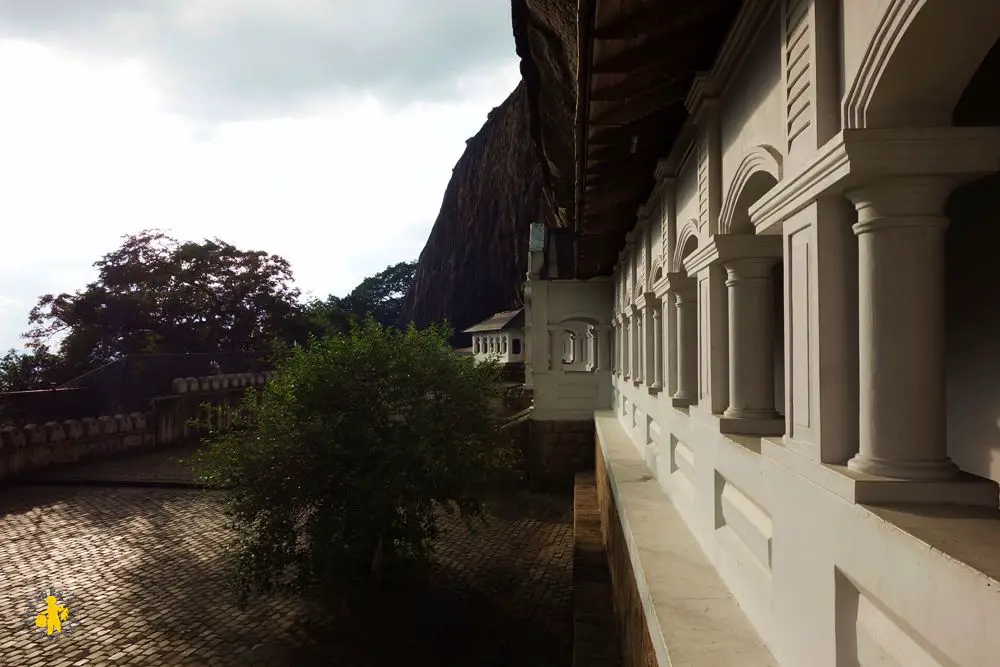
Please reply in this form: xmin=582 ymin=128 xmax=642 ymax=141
xmin=850 ymin=0 xmax=1000 ymax=128
xmin=945 ymin=35 xmax=1000 ymax=484
xmin=511 ymin=338 xmax=522 ymax=355
xmin=726 ymin=171 xmax=779 ymax=236
xmin=562 ymin=330 xmax=575 ymax=364
xmin=720 ymin=168 xmax=784 ymax=432
xmin=671 ymin=236 xmax=699 ymax=405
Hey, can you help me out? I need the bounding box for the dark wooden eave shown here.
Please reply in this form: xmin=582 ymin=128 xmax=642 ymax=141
xmin=574 ymin=0 xmax=744 ymax=278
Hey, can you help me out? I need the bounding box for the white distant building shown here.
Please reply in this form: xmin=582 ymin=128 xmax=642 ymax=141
xmin=463 ymin=309 xmax=525 ymax=365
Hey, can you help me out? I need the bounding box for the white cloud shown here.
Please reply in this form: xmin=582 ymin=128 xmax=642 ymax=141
xmin=0 ymin=39 xmax=521 ymax=350
xmin=0 ymin=0 xmax=516 ymax=120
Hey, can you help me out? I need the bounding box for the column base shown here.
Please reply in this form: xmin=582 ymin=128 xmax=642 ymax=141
xmin=647 ymin=384 xmax=662 ymax=395
xmin=671 ymin=391 xmax=695 ymax=408
xmin=723 ymin=407 xmax=782 ymax=420
xmin=847 ymin=453 xmax=960 ymax=481
xmin=720 ymin=409 xmax=786 ymax=437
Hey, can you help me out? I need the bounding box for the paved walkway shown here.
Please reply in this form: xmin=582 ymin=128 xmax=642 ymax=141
xmin=0 ymin=448 xmax=573 ymax=666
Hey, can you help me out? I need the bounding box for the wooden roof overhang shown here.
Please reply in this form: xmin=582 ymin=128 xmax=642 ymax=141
xmin=574 ymin=0 xmax=743 ymax=278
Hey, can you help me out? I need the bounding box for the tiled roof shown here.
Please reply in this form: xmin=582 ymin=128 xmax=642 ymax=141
xmin=462 ymin=308 xmax=525 ymax=333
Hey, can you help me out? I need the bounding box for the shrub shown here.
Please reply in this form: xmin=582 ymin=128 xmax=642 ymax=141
xmin=191 ymin=319 xmax=516 ymax=603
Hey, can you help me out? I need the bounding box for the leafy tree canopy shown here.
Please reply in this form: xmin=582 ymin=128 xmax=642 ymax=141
xmin=301 ymin=261 xmax=416 ymax=338
xmin=1 ymin=232 xmax=417 ymax=392
xmin=0 ymin=346 xmax=61 ymax=392
xmin=24 ymin=230 xmax=304 ymax=377
xmin=191 ymin=319 xmax=515 ymax=603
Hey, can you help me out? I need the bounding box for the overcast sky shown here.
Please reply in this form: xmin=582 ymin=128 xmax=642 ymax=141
xmin=0 ymin=0 xmax=520 ymax=351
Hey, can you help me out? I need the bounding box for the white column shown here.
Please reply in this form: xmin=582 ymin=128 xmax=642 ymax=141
xmin=597 ymin=325 xmax=610 ymax=371
xmin=673 ymin=282 xmax=698 ymax=405
xmin=847 ymin=177 xmax=958 ymax=480
xmin=650 ymin=304 xmax=663 ymax=391
xmin=631 ymin=308 xmax=641 ymax=383
xmin=623 ymin=317 xmax=630 ymax=379
xmin=723 ymin=257 xmax=781 ymax=420
xmin=548 ymin=327 xmax=562 ymax=372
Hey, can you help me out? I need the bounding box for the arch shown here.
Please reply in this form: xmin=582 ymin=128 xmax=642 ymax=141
xmin=556 ymin=313 xmax=602 ymax=326
xmin=843 ymin=0 xmax=1000 ymax=129
xmin=650 ymin=262 xmax=664 ymax=287
xmin=672 ymin=219 xmax=700 ymax=272
xmin=719 ymin=145 xmax=783 ymax=236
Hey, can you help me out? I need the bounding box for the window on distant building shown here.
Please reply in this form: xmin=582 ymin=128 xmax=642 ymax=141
xmin=512 ymin=338 xmax=522 ymax=355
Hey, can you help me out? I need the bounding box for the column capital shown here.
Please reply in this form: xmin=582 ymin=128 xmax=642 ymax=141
xmin=723 ymin=256 xmax=781 ymax=285
xmin=848 ymin=176 xmax=953 ymax=236
xmin=674 ymin=289 xmax=697 ymax=306
xmin=635 ymin=291 xmax=660 ymax=310
xmin=664 ymin=272 xmax=696 ymax=296
xmin=683 ymin=233 xmax=781 ymax=275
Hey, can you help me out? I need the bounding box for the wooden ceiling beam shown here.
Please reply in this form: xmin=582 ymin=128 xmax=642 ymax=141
xmin=593 ymin=0 xmax=728 ymax=41
xmin=586 ymin=157 xmax=655 ymax=179
xmin=590 ymin=64 xmax=685 ymax=102
xmin=592 ymin=34 xmax=701 ymax=75
xmin=590 ymin=87 xmax=686 ymax=126
xmin=585 ymin=192 xmax=647 ymax=217
xmin=587 ymin=114 xmax=666 ymax=146
xmin=587 ymin=141 xmax=664 ymax=162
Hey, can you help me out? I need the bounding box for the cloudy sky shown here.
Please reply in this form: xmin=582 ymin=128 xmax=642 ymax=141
xmin=0 ymin=1 xmax=521 ymax=351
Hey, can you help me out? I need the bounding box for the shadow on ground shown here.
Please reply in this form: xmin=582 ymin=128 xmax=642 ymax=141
xmin=0 ymin=479 xmax=572 ymax=667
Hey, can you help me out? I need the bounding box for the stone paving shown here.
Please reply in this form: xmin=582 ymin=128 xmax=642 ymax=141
xmin=0 ymin=448 xmax=573 ymax=666
xmin=19 ymin=445 xmax=203 ymax=486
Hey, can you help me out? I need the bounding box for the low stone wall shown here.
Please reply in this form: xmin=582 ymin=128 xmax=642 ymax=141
xmin=0 ymin=371 xmax=271 ymax=482
xmin=595 ymin=442 xmax=658 ymax=667
xmin=0 ymin=412 xmax=155 ymax=480
xmin=522 ymin=419 xmax=595 ymax=491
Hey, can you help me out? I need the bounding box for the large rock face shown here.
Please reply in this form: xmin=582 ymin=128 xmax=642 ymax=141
xmin=402 ymin=0 xmax=578 ymax=343
xmin=402 ymin=82 xmax=549 ymax=343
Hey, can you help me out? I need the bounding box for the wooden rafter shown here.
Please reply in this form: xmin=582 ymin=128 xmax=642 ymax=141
xmin=587 ymin=114 xmax=665 ymax=147
xmin=593 ymin=0 xmax=729 ymax=41
xmin=590 ymin=64 xmax=684 ymax=102
xmin=590 ymin=87 xmax=685 ymax=127
xmin=587 ymin=141 xmax=664 ymax=162
xmin=586 ymin=157 xmax=653 ymax=178
xmin=592 ymin=34 xmax=700 ymax=75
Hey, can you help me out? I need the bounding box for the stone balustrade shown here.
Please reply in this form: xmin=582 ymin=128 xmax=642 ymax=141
xmin=170 ymin=371 xmax=271 ymax=395
xmin=0 ymin=411 xmax=154 ymax=480
xmin=0 ymin=371 xmax=272 ymax=482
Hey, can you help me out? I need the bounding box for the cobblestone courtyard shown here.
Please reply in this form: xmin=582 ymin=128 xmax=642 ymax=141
xmin=0 ymin=448 xmax=573 ymax=666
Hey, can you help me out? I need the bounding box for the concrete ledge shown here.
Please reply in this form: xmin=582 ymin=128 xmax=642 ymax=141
xmin=762 ymin=437 xmax=1000 ymax=507
xmin=594 ymin=410 xmax=776 ymax=667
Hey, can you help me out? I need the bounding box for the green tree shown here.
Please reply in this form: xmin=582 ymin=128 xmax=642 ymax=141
xmin=301 ymin=261 xmax=417 ymax=338
xmin=0 ymin=346 xmax=61 ymax=392
xmin=191 ymin=319 xmax=515 ymax=603
xmin=25 ymin=230 xmax=305 ymax=375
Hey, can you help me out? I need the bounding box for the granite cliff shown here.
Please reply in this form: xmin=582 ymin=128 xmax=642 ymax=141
xmin=401 ymin=0 xmax=577 ymax=344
